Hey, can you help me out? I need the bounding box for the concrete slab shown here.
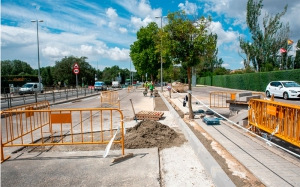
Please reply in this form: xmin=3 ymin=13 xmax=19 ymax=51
xmin=2 ymin=148 xmax=160 ymax=187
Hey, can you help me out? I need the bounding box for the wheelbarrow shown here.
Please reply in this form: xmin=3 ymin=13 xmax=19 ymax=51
xmin=143 ymin=90 xmax=148 ymax=96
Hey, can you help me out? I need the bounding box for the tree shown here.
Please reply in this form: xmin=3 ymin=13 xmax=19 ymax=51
xmin=294 ymin=40 xmax=300 ymax=69
xmin=101 ymin=65 xmax=124 ymax=85
xmin=130 ymin=22 xmax=167 ymax=83
xmin=40 ymin=66 xmax=54 ymax=86
xmin=163 ymin=11 xmax=217 ymax=119
xmin=1 ymin=60 xmax=33 ymax=75
xmin=241 ymin=0 xmax=289 ymax=71
xmin=52 ymin=56 xmax=96 ymax=87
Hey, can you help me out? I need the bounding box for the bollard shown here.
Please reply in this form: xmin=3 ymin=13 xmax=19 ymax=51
xmin=35 ymin=92 xmax=38 ymax=103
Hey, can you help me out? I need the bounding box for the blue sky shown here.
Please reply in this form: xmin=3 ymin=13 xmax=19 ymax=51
xmin=1 ymin=0 xmax=299 ymax=71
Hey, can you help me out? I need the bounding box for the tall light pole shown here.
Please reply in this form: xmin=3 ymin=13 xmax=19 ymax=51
xmin=155 ymin=16 xmax=166 ymax=92
xmin=31 ymin=20 xmax=43 ymax=93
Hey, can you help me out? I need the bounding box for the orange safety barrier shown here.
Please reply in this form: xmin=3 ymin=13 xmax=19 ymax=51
xmin=248 ymin=99 xmax=300 ymax=148
xmin=100 ymin=91 xmax=120 ymax=109
xmin=1 ymin=108 xmax=125 ymax=163
xmin=3 ymin=100 xmax=50 ymax=112
xmin=127 ymin=85 xmax=134 ymax=93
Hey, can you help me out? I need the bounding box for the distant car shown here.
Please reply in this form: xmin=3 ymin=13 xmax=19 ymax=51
xmin=94 ymin=81 xmax=108 ymax=91
xmin=265 ymin=81 xmax=300 ymax=100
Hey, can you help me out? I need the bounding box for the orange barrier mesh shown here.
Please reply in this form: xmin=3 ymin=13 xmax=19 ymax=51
xmin=100 ymin=91 xmax=120 ymax=108
xmin=248 ymin=99 xmax=300 ymax=148
xmin=1 ymin=108 xmax=125 ymax=163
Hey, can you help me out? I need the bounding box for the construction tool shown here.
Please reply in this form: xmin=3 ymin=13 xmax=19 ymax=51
xmin=130 ymin=99 xmax=137 ymax=122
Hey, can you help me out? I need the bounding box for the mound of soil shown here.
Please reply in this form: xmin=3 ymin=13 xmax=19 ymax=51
xmin=121 ymin=120 xmax=186 ymax=149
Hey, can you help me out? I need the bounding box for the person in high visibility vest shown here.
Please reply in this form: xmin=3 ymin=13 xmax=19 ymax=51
xmin=149 ymin=81 xmax=154 ymax=97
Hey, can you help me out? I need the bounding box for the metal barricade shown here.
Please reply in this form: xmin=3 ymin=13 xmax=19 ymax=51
xmin=210 ymin=91 xmax=266 ymax=108
xmin=1 ymin=108 xmax=125 ymax=163
xmin=2 ymin=100 xmax=50 ymax=112
xmin=248 ymin=99 xmax=300 ymax=148
xmin=210 ymin=92 xmax=235 ymax=108
xmin=100 ymin=91 xmax=120 ymax=109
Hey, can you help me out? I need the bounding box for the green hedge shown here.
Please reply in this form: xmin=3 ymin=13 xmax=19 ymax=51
xmin=198 ymin=69 xmax=300 ymax=92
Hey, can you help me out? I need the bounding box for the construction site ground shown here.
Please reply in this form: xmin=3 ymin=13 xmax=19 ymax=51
xmin=1 ymin=86 xmax=300 ymax=187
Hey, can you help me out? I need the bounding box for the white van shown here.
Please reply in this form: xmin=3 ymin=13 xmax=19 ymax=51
xmin=19 ymin=82 xmax=44 ymax=95
xmin=112 ymin=81 xmax=121 ymax=88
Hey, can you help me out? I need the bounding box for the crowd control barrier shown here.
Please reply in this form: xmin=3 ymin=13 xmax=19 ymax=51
xmin=1 ymin=108 xmax=125 ymax=163
xmin=248 ymin=99 xmax=300 ymax=148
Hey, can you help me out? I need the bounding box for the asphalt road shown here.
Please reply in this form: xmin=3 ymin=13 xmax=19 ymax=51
xmin=190 ymin=85 xmax=300 ymax=106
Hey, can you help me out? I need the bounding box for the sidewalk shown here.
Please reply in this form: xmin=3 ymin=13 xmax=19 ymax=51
xmin=168 ymin=90 xmax=300 ymax=187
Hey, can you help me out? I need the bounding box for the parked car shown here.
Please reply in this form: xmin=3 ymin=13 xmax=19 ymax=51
xmin=265 ymin=81 xmax=300 ymax=100
xmin=19 ymin=82 xmax=44 ymax=95
xmin=94 ymin=81 xmax=108 ymax=91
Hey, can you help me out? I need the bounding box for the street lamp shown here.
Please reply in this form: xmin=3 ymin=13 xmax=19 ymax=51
xmin=155 ymin=16 xmax=166 ymax=92
xmin=31 ymin=20 xmax=43 ymax=93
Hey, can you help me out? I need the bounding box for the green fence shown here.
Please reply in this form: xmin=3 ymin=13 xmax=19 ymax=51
xmin=198 ymin=69 xmax=300 ymax=92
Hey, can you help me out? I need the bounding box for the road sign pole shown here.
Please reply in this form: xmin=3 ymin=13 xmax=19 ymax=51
xmin=76 ymin=74 xmax=78 ymax=88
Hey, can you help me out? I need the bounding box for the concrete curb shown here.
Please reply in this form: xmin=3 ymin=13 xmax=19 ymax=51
xmin=159 ymin=92 xmax=235 ymax=187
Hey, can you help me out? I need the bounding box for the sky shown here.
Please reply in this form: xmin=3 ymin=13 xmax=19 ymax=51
xmin=1 ymin=0 xmax=300 ymax=71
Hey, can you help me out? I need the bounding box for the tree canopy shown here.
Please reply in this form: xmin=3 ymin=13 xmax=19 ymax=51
xmin=240 ymin=0 xmax=290 ymax=71
xmin=1 ymin=60 xmax=33 ymax=76
xmin=130 ymin=22 xmax=163 ymax=82
xmin=52 ymin=56 xmax=96 ymax=86
xmin=162 ymin=11 xmax=217 ymax=118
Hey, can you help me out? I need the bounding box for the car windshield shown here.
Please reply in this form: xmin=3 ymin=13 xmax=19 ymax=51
xmin=95 ymin=82 xmax=103 ymax=86
xmin=22 ymin=84 xmax=33 ymax=88
xmin=282 ymin=82 xmax=300 ymax=87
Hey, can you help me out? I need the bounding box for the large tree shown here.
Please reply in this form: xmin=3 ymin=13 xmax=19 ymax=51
xmin=52 ymin=56 xmax=96 ymax=87
xmin=130 ymin=22 xmax=167 ymax=83
xmin=240 ymin=0 xmax=289 ymax=71
xmin=163 ymin=11 xmax=217 ymax=119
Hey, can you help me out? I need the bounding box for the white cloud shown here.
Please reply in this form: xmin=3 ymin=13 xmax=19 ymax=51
xmin=178 ymin=0 xmax=198 ymax=15
xmin=80 ymin=45 xmax=93 ymax=54
xmin=42 ymin=46 xmax=64 ymax=58
xmin=222 ymin=63 xmax=229 ymax=68
xmin=119 ymin=27 xmax=127 ymax=33
xmin=116 ymin=0 xmax=162 ymax=20
xmin=106 ymin=7 xmax=118 ymax=20
xmin=209 ymin=21 xmax=238 ymax=47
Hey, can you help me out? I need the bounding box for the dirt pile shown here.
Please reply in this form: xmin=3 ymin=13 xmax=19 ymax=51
xmin=121 ymin=120 xmax=186 ymax=149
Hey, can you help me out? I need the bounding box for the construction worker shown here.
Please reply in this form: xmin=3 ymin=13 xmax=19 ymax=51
xmin=149 ymin=81 xmax=154 ymax=97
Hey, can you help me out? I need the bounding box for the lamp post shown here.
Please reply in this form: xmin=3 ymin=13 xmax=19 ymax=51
xmin=31 ymin=20 xmax=43 ymax=93
xmin=155 ymin=16 xmax=166 ymax=92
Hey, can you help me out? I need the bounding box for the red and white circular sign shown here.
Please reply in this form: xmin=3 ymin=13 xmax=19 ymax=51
xmin=73 ymin=68 xmax=80 ymax=74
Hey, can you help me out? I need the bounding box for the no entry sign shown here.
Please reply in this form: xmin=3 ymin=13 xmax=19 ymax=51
xmin=73 ymin=68 xmax=80 ymax=74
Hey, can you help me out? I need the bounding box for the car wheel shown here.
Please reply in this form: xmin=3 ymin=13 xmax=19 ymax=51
xmin=283 ymin=92 xmax=289 ymax=100
xmin=266 ymin=91 xmax=270 ymax=97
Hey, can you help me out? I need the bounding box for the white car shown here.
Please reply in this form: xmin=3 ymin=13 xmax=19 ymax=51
xmin=265 ymin=81 xmax=300 ymax=100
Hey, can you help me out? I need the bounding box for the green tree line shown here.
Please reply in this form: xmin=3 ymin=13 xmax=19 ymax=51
xmin=1 ymin=57 xmax=137 ymax=87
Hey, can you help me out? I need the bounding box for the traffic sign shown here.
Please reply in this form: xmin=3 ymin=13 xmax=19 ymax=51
xmin=73 ymin=62 xmax=80 ymax=69
xmin=73 ymin=68 xmax=80 ymax=74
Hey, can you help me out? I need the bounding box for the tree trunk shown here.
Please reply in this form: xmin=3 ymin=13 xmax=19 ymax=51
xmin=187 ymin=67 xmax=194 ymax=119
